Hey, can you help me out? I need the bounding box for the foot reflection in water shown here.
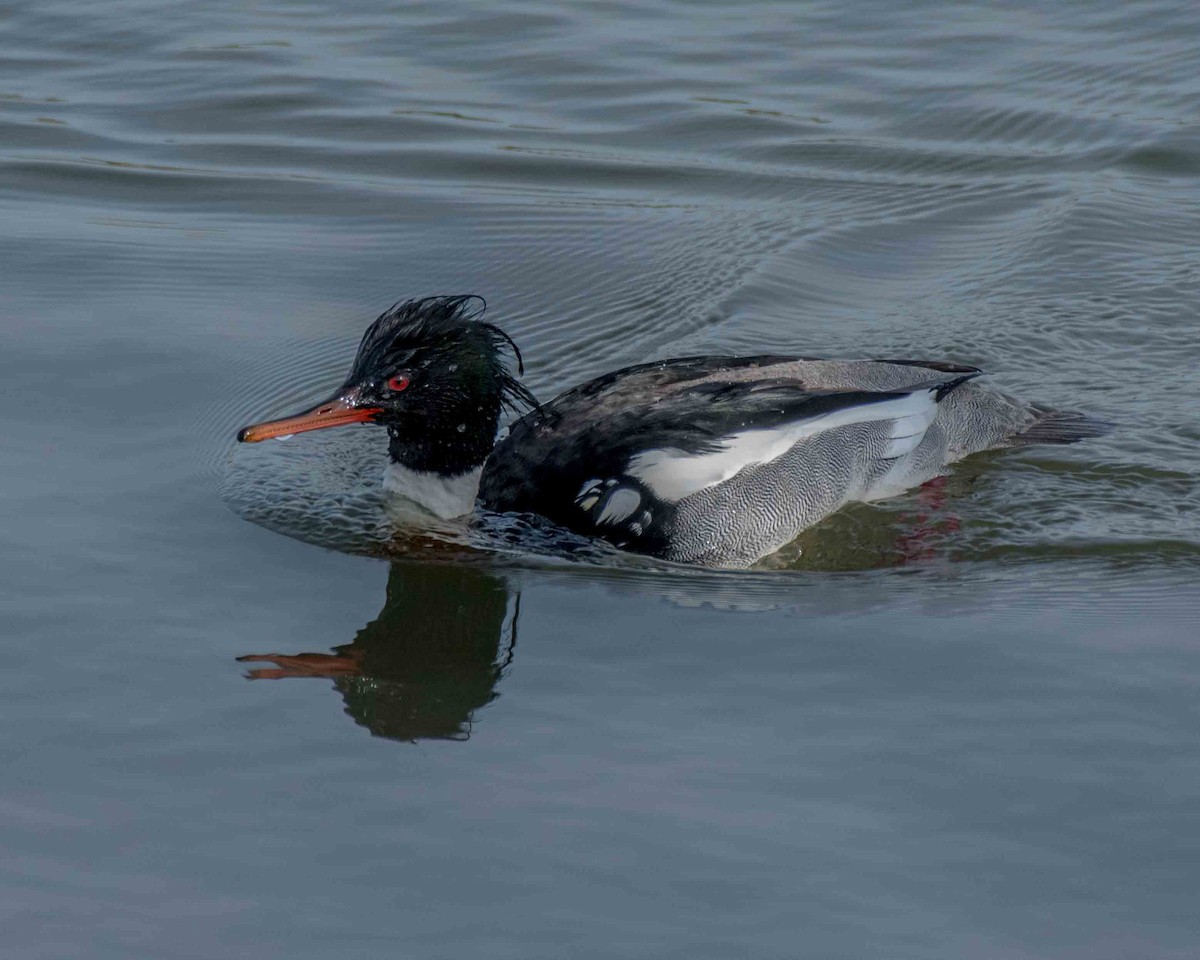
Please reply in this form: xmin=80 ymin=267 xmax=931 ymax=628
xmin=239 ymin=564 xmax=518 ymax=743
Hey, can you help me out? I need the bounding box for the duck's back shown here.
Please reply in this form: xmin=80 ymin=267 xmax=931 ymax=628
xmin=478 ymin=355 xmax=1078 ymax=566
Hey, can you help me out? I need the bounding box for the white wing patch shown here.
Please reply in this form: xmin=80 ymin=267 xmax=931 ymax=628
xmin=576 ymin=479 xmax=601 ymax=500
xmin=627 ymin=390 xmax=940 ymax=502
xmin=574 ymin=479 xmax=646 ymax=530
xmin=884 ymin=409 xmax=937 ymax=459
xmin=597 ymin=487 xmax=641 ymax=525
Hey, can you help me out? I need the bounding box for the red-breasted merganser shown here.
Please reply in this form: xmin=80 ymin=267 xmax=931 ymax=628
xmin=237 ymin=296 xmax=1107 ymax=567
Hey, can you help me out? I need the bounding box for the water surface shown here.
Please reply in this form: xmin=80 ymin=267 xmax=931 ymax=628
xmin=2 ymin=0 xmax=1199 ymax=957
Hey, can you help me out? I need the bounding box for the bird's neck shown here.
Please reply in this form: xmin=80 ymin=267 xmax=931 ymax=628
xmin=385 ymin=385 xmax=501 ymax=474
xmin=383 ymin=408 xmax=498 ymax=519
xmin=382 ymin=460 xmax=483 ymax=519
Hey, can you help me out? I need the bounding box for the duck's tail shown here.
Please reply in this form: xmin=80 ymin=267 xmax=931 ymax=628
xmin=1012 ymin=407 xmax=1113 ymax=446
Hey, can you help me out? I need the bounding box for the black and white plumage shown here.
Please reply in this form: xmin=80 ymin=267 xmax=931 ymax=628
xmin=483 ymin=357 xmax=993 ymax=565
xmin=238 ymin=297 xmax=1108 ymax=567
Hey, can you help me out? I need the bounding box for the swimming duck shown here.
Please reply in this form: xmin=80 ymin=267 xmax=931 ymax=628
xmin=237 ymin=296 xmax=1105 ymax=567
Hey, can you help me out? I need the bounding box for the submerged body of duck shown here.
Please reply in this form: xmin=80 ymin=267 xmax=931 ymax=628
xmin=238 ymin=296 xmax=1106 ymax=567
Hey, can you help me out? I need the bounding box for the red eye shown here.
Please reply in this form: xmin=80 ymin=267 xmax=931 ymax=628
xmin=387 ymin=375 xmax=410 ymax=392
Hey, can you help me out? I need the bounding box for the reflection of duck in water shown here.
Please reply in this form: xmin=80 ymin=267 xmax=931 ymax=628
xmin=239 ymin=564 xmax=517 ymax=742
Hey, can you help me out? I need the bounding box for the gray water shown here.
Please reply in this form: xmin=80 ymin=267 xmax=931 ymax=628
xmin=3 ymin=0 xmax=1200 ymax=956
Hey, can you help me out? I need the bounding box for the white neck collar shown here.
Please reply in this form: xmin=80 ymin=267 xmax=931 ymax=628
xmin=382 ymin=462 xmax=481 ymax=519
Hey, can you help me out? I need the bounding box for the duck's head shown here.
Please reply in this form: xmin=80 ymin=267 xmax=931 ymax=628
xmin=237 ymin=296 xmax=536 ymax=476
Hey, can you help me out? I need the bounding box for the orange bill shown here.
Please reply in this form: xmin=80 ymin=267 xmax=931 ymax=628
xmin=237 ymin=393 xmax=382 ymax=443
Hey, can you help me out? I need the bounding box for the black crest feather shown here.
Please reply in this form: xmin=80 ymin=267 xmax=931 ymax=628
xmin=347 ymin=295 xmax=539 ymax=414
